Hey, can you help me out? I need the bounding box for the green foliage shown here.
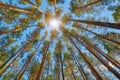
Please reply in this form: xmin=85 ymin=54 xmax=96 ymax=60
xmin=39 ymin=22 xmax=45 ymax=29
xmin=0 ymin=51 xmax=8 ymax=65
xmin=36 ymin=0 xmax=42 ymax=6
xmin=61 ymin=14 xmax=71 ymax=25
xmin=47 ymin=74 xmax=54 ymax=80
xmin=29 ymin=63 xmax=40 ymax=80
xmin=56 ymin=8 xmax=63 ymax=18
xmin=20 ymin=18 xmax=30 ymax=26
xmin=3 ymin=10 xmax=20 ymax=24
xmin=51 ymin=30 xmax=58 ymax=40
xmin=6 ymin=38 xmax=15 ymax=46
xmin=3 ymin=72 xmax=16 ymax=80
xmin=0 ymin=0 xmax=120 ymax=80
xmin=113 ymin=6 xmax=120 ymax=22
xmin=9 ymin=45 xmax=19 ymax=54
xmin=45 ymin=10 xmax=53 ymax=24
xmin=64 ymin=52 xmax=72 ymax=60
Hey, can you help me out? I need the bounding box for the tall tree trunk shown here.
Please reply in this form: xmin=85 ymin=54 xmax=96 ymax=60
xmin=69 ymin=19 xmax=120 ymax=30
xmin=57 ymin=57 xmax=60 ymax=80
xmin=59 ymin=41 xmax=65 ymax=80
xmin=25 ymin=0 xmax=44 ymax=14
xmin=0 ymin=29 xmax=40 ymax=76
xmin=67 ymin=46 xmax=88 ymax=80
xmin=78 ymin=26 xmax=120 ymax=45
xmin=0 ymin=24 xmax=38 ymax=35
xmin=83 ymin=38 xmax=120 ymax=69
xmin=96 ymin=65 xmax=109 ymax=80
xmin=67 ymin=60 xmax=76 ymax=80
xmin=0 ymin=2 xmax=33 ymax=14
xmin=46 ymin=61 xmax=50 ymax=80
xmin=79 ymin=0 xmax=103 ymax=9
xmin=36 ymin=42 xmax=51 ymax=80
xmin=0 ymin=40 xmax=33 ymax=77
xmin=72 ymin=51 xmax=88 ymax=80
xmin=75 ymin=35 xmax=120 ymax=79
xmin=0 ymin=39 xmax=31 ymax=69
xmin=69 ymin=36 xmax=103 ymax=80
xmin=0 ymin=28 xmax=23 ymax=35
xmin=54 ymin=0 xmax=57 ymax=7
xmin=16 ymin=36 xmax=46 ymax=80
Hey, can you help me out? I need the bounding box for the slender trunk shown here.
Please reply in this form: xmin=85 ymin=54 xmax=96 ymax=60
xmin=57 ymin=57 xmax=60 ymax=80
xmin=16 ymin=36 xmax=46 ymax=80
xmin=54 ymin=0 xmax=57 ymax=7
xmin=59 ymin=41 xmax=65 ymax=80
xmin=69 ymin=19 xmax=120 ymax=30
xmin=96 ymin=65 xmax=109 ymax=80
xmin=0 ymin=28 xmax=23 ymax=35
xmin=0 ymin=2 xmax=33 ymax=14
xmin=75 ymin=36 xmax=120 ymax=79
xmin=79 ymin=0 xmax=103 ymax=9
xmin=67 ymin=60 xmax=76 ymax=80
xmin=0 ymin=29 xmax=40 ymax=76
xmin=46 ymin=61 xmax=50 ymax=80
xmin=71 ymin=51 xmax=88 ymax=80
xmin=25 ymin=0 xmax=44 ymax=14
xmin=0 ymin=24 xmax=38 ymax=35
xmin=0 ymin=41 xmax=29 ymax=69
xmin=78 ymin=26 xmax=120 ymax=45
xmin=67 ymin=46 xmax=88 ymax=80
xmin=69 ymin=36 xmax=103 ymax=80
xmin=84 ymin=38 xmax=120 ymax=69
xmin=0 ymin=40 xmax=33 ymax=76
xmin=36 ymin=42 xmax=51 ymax=80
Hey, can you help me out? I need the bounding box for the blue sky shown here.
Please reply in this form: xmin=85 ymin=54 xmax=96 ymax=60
xmin=0 ymin=0 xmax=120 ymax=80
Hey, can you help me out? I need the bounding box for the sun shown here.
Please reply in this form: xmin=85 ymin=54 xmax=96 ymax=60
xmin=49 ymin=19 xmax=60 ymax=30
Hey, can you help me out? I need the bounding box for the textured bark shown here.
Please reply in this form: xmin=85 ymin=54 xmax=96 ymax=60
xmin=0 ymin=24 xmax=38 ymax=35
xmin=69 ymin=19 xmax=120 ymax=30
xmin=70 ymin=50 xmax=88 ymax=80
xmin=75 ymin=36 xmax=120 ymax=79
xmin=25 ymin=0 xmax=44 ymax=14
xmin=0 ymin=28 xmax=23 ymax=35
xmin=78 ymin=26 xmax=120 ymax=45
xmin=54 ymin=0 xmax=57 ymax=7
xmin=59 ymin=41 xmax=65 ymax=80
xmin=16 ymin=36 xmax=46 ymax=80
xmin=0 ymin=41 xmax=32 ymax=76
xmin=67 ymin=60 xmax=76 ymax=80
xmin=0 ymin=29 xmax=40 ymax=76
xmin=79 ymin=0 xmax=103 ymax=8
xmin=69 ymin=36 xmax=103 ymax=80
xmin=36 ymin=42 xmax=51 ymax=80
xmin=0 ymin=2 xmax=32 ymax=14
xmin=84 ymin=38 xmax=120 ymax=69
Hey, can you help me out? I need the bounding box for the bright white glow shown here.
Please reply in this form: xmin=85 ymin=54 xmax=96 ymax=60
xmin=49 ymin=19 xmax=60 ymax=30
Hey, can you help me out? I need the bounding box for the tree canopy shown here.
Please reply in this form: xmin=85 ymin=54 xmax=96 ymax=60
xmin=0 ymin=0 xmax=120 ymax=80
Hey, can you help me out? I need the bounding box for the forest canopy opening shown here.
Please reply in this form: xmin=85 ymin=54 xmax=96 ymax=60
xmin=49 ymin=19 xmax=60 ymax=30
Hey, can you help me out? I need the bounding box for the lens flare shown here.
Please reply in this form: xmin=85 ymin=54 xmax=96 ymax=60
xmin=49 ymin=19 xmax=60 ymax=30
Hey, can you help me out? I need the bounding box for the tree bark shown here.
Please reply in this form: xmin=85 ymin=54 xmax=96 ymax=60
xmin=0 ymin=2 xmax=33 ymax=14
xmin=78 ymin=26 xmax=120 ymax=45
xmin=75 ymin=36 xmax=120 ymax=79
xmin=69 ymin=19 xmax=120 ymax=30
xmin=79 ymin=0 xmax=103 ymax=9
xmin=16 ymin=35 xmax=46 ymax=80
xmin=67 ymin=60 xmax=76 ymax=80
xmin=59 ymin=41 xmax=65 ymax=80
xmin=0 ymin=29 xmax=40 ymax=76
xmin=67 ymin=47 xmax=88 ymax=80
xmin=36 ymin=42 xmax=51 ymax=80
xmin=25 ymin=0 xmax=44 ymax=14
xmin=69 ymin=36 xmax=103 ymax=80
